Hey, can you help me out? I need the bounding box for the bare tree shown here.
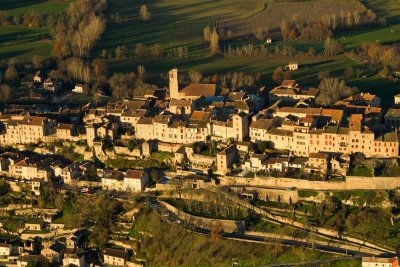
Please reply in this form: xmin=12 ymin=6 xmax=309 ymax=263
xmin=137 ymin=65 xmax=146 ymax=80
xmin=254 ymin=27 xmax=267 ymax=41
xmin=272 ymin=67 xmax=285 ymax=84
xmin=135 ymin=43 xmax=145 ymax=57
xmin=151 ymin=43 xmax=162 ymax=57
xmin=139 ymin=4 xmax=151 ymax=22
xmin=115 ymin=45 xmax=128 ymax=59
xmin=188 ymin=70 xmax=203 ymax=83
xmin=5 ymin=63 xmax=18 ymax=82
xmin=0 ymin=84 xmax=11 ymax=103
xmin=72 ymin=15 xmax=105 ymax=57
xmin=66 ymin=57 xmax=91 ymax=83
xmin=92 ymin=58 xmax=108 ymax=82
xmin=203 ymin=25 xmax=211 ymax=42
xmin=324 ymin=37 xmax=344 ymax=56
xmin=316 ymin=78 xmax=358 ymax=106
xmin=210 ymin=27 xmax=220 ymax=55
xmin=32 ymin=55 xmax=45 ymax=69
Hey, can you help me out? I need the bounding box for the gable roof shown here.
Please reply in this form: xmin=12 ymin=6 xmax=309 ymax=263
xmin=180 ymin=84 xmax=216 ymax=97
xmin=104 ymin=248 xmax=128 ymax=259
xmin=190 ymin=110 xmax=212 ymax=121
xmin=125 ymin=169 xmax=145 ymax=179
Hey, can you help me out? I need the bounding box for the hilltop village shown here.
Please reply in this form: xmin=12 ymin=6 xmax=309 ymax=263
xmin=0 ymin=68 xmax=398 ymax=182
xmin=0 ymin=68 xmax=400 ymax=266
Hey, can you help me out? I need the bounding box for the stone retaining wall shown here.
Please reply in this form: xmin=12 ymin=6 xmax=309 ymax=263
xmin=221 ymin=176 xmax=400 ymax=190
xmin=161 ymin=201 xmax=245 ymax=233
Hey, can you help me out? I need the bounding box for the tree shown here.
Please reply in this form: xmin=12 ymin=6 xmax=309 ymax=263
xmin=203 ymin=25 xmax=211 ymax=42
xmin=307 ymin=47 xmax=316 ymax=57
xmin=0 ymin=84 xmax=11 ymax=103
xmin=139 ymin=4 xmax=151 ymax=22
xmin=5 ymin=63 xmax=18 ymax=82
xmin=137 ymin=65 xmax=146 ymax=80
xmin=0 ymin=11 xmax=9 ymax=25
xmin=210 ymin=27 xmax=220 ymax=55
xmin=317 ymin=71 xmax=330 ymax=80
xmin=135 ymin=43 xmax=145 ymax=57
xmin=92 ymin=58 xmax=108 ymax=82
xmin=0 ymin=180 xmax=10 ymax=195
xmin=344 ymin=67 xmax=355 ymax=79
xmin=151 ymin=43 xmax=162 ymax=57
xmin=108 ymin=72 xmax=136 ymax=100
xmin=280 ymin=20 xmax=290 ymax=40
xmin=254 ymin=27 xmax=268 ymax=41
xmin=115 ymin=45 xmax=128 ymax=59
xmin=32 ymin=55 xmax=45 ymax=69
xmin=324 ymin=37 xmax=344 ymax=56
xmin=210 ymin=222 xmax=222 ymax=240
xmin=13 ymin=15 xmax=21 ymax=25
xmin=315 ymin=78 xmax=358 ymax=106
xmin=188 ymin=70 xmax=202 ymax=83
xmin=66 ymin=57 xmax=91 ymax=83
xmin=72 ymin=15 xmax=106 ymax=57
xmin=272 ymin=67 xmax=285 ymax=84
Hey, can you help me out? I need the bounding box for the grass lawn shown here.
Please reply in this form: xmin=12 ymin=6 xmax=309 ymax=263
xmin=0 ymin=26 xmax=52 ymax=62
xmin=336 ymin=23 xmax=400 ymax=50
xmin=364 ymin=0 xmax=400 ymax=22
xmin=4 ymin=1 xmax=68 ymax=17
xmin=151 ymin=151 xmax=173 ymax=163
xmin=96 ymin=0 xmax=268 ymax=57
xmin=347 ymin=74 xmax=400 ymax=106
xmin=164 ymin=198 xmax=248 ymax=220
xmin=0 ymin=1 xmax=68 ymax=62
xmin=348 ymin=166 xmax=374 ymax=177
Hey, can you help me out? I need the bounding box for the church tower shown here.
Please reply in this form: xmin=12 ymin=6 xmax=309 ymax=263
xmin=169 ymin=68 xmax=180 ymax=99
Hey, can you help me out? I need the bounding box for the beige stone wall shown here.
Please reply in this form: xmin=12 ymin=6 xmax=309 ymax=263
xmin=112 ymin=146 xmax=141 ymax=157
xmin=232 ymin=187 xmax=299 ymax=203
xmin=157 ymin=142 xmax=182 ymax=153
xmin=220 ymin=176 xmax=400 ymax=190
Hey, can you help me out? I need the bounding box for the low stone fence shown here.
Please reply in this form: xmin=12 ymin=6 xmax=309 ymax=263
xmin=20 ymin=228 xmax=76 ymax=240
xmin=161 ymin=201 xmax=245 ymax=233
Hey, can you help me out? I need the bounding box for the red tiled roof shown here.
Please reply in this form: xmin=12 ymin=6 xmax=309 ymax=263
xmin=125 ymin=169 xmax=145 ymax=179
xmin=190 ymin=111 xmax=211 ymax=121
xmin=180 ymin=83 xmax=216 ymax=97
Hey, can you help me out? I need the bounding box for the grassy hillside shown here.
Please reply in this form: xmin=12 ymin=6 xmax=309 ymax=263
xmin=133 ymin=210 xmax=360 ymax=267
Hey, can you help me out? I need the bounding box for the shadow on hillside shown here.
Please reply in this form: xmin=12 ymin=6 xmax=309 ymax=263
xmin=1 ymin=0 xmax=41 ymax=10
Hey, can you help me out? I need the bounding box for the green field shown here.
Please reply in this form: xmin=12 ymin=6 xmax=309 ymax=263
xmin=0 ymin=0 xmax=399 ymax=105
xmin=0 ymin=26 xmax=52 ymax=61
xmin=96 ymin=0 xmax=268 ymax=57
xmin=0 ymin=1 xmax=68 ymax=62
xmin=336 ymin=23 xmax=400 ymax=50
xmin=364 ymin=0 xmax=400 ymax=22
xmin=3 ymin=1 xmax=68 ymax=17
